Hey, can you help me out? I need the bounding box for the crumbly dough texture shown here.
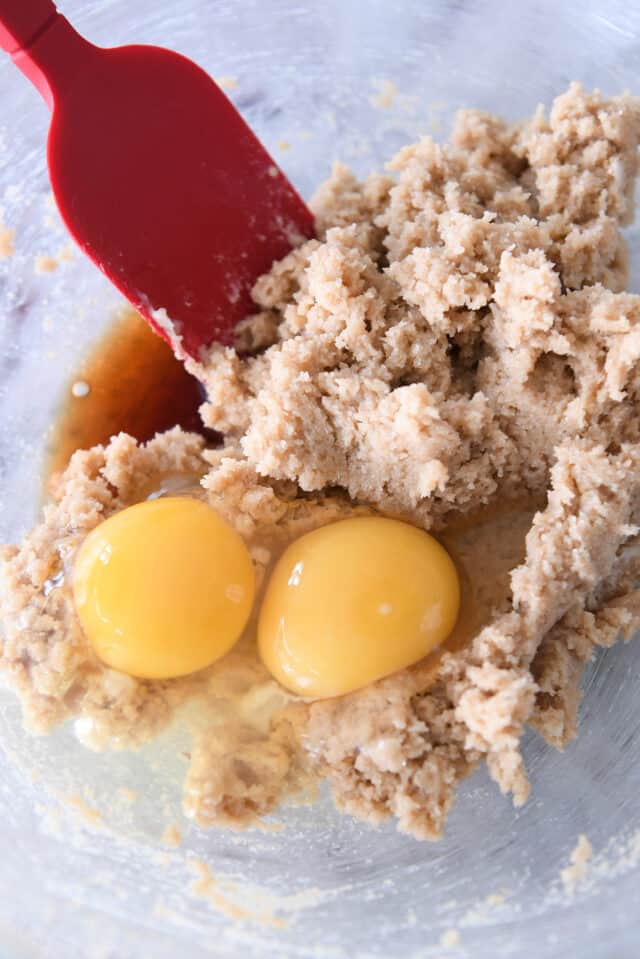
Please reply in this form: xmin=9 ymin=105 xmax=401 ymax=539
xmin=3 ymin=84 xmax=640 ymax=839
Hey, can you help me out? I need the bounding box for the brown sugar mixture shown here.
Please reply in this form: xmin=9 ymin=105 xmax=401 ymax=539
xmin=3 ymin=83 xmax=640 ymax=840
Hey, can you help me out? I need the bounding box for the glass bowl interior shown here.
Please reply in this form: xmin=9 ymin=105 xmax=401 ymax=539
xmin=1 ymin=1 xmax=640 ymax=957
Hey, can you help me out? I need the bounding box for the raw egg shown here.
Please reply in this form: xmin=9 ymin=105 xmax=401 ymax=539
xmin=257 ymin=516 xmax=460 ymax=698
xmin=73 ymin=497 xmax=254 ymax=679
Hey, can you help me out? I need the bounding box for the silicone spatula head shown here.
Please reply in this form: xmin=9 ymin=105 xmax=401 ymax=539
xmin=0 ymin=2 xmax=314 ymax=358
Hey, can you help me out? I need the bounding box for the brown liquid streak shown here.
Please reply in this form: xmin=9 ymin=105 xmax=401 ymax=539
xmin=45 ymin=306 xmax=211 ymax=482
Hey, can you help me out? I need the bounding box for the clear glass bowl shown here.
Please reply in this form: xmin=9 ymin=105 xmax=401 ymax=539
xmin=1 ymin=1 xmax=640 ymax=956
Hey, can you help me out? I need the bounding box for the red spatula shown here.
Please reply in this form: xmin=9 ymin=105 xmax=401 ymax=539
xmin=0 ymin=2 xmax=314 ymax=358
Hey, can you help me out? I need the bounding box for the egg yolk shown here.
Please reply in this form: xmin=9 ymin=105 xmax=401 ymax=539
xmin=258 ymin=516 xmax=460 ymax=699
xmin=73 ymin=497 xmax=255 ymax=679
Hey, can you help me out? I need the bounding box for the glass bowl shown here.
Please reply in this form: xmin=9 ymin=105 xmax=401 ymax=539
xmin=1 ymin=1 xmax=640 ymax=956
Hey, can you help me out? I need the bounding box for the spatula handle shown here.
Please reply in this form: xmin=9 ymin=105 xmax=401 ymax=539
xmin=0 ymin=0 xmax=95 ymax=108
xmin=0 ymin=0 xmax=57 ymax=54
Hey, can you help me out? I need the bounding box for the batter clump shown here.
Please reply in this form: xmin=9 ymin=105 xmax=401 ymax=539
xmin=3 ymin=83 xmax=640 ymax=839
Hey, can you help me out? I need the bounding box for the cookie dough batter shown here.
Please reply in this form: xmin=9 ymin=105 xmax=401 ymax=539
xmin=3 ymin=84 xmax=640 ymax=839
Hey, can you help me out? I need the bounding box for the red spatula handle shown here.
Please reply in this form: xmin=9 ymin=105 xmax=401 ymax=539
xmin=0 ymin=0 xmax=94 ymax=108
xmin=0 ymin=0 xmax=57 ymax=53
